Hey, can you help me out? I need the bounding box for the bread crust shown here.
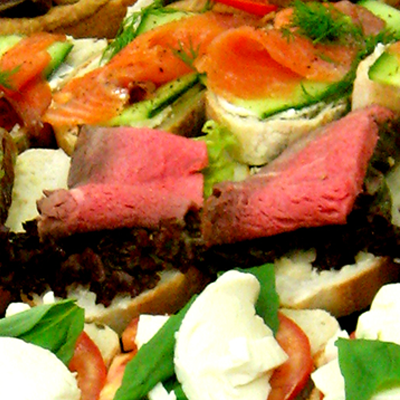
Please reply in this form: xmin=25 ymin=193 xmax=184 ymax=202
xmin=205 ymin=91 xmax=349 ymax=165
xmin=0 ymin=0 xmax=137 ymax=38
xmin=68 ymin=267 xmax=211 ymax=335
xmin=276 ymin=253 xmax=400 ymax=318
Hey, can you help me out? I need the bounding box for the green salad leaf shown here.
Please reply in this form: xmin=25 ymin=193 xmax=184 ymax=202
xmin=337 ymin=338 xmax=400 ymax=400
xmin=241 ymin=263 xmax=280 ymax=335
xmin=114 ymin=297 xmax=195 ymax=400
xmin=0 ymin=299 xmax=84 ymax=365
xmin=196 ymin=120 xmax=249 ymax=198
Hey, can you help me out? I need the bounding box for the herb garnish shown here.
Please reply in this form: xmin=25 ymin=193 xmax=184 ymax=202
xmin=283 ymin=0 xmax=360 ymax=44
xmin=102 ymin=0 xmax=165 ymax=62
xmin=172 ymin=38 xmax=200 ymax=69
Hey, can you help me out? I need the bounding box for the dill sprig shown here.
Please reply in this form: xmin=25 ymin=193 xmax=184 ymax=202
xmin=102 ymin=0 xmax=165 ymax=62
xmin=288 ymin=0 xmax=361 ymax=44
xmin=172 ymin=38 xmax=200 ymax=69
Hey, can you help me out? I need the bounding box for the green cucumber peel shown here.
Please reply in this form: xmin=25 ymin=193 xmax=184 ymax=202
xmin=0 ymin=299 xmax=84 ymax=365
xmin=337 ymin=338 xmax=400 ymax=400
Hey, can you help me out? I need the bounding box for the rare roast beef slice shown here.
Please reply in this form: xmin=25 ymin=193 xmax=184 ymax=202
xmin=202 ymin=105 xmax=395 ymax=246
xmin=37 ymin=177 xmax=202 ymax=240
xmin=37 ymin=126 xmax=208 ymax=239
xmin=68 ymin=126 xmax=208 ymax=188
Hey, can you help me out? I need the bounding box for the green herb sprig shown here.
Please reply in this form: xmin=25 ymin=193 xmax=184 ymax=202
xmin=283 ymin=0 xmax=361 ymax=44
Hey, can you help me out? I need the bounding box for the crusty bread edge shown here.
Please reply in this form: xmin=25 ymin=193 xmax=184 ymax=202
xmin=68 ymin=266 xmax=211 ymax=335
xmin=276 ymin=254 xmax=399 ymax=318
xmin=0 ymin=0 xmax=136 ymax=39
xmin=205 ymin=91 xmax=349 ymax=165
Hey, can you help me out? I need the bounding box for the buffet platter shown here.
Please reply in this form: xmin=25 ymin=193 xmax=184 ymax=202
xmin=1 ymin=0 xmax=400 ymax=398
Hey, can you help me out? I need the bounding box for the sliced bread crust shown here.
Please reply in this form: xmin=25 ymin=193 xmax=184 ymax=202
xmin=275 ymin=251 xmax=399 ymax=318
xmin=205 ymin=91 xmax=349 ymax=166
xmin=0 ymin=0 xmax=137 ymax=38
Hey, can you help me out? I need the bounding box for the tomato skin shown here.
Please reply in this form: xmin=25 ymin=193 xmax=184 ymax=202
xmin=268 ymin=313 xmax=314 ymax=400
xmin=69 ymin=331 xmax=108 ymax=400
xmin=213 ymin=0 xmax=277 ymax=16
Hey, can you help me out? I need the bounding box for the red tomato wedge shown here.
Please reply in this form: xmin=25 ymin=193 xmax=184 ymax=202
xmin=213 ymin=0 xmax=277 ymax=16
xmin=69 ymin=331 xmax=108 ymax=400
xmin=268 ymin=313 xmax=313 ymax=400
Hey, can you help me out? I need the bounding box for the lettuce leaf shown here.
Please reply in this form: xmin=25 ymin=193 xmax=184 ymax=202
xmin=196 ymin=120 xmax=249 ymax=198
xmin=337 ymin=338 xmax=400 ymax=400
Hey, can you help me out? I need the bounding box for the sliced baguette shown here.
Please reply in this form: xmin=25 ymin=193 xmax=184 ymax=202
xmin=275 ymin=250 xmax=399 ymax=318
xmin=205 ymin=91 xmax=349 ymax=166
xmin=352 ymin=44 xmax=400 ymax=112
xmin=0 ymin=0 xmax=138 ymax=39
xmin=67 ymin=267 xmax=210 ymax=335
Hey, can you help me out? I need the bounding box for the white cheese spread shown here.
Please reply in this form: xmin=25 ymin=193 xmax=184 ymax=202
xmin=174 ymin=270 xmax=288 ymax=400
xmin=0 ymin=337 xmax=81 ymax=400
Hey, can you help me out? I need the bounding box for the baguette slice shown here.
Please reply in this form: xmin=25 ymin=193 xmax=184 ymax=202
xmin=0 ymin=0 xmax=138 ymax=39
xmin=205 ymin=91 xmax=349 ymax=166
xmin=352 ymin=44 xmax=400 ymax=112
xmin=68 ymin=267 xmax=210 ymax=335
xmin=275 ymin=250 xmax=399 ymax=318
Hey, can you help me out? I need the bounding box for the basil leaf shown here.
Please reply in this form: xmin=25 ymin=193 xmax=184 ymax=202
xmin=114 ymin=297 xmax=195 ymax=400
xmin=239 ymin=263 xmax=280 ymax=334
xmin=0 ymin=299 xmax=84 ymax=365
xmin=337 ymin=338 xmax=400 ymax=400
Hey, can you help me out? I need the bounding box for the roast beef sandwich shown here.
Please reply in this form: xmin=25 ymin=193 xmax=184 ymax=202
xmin=0 ymin=126 xmax=213 ymax=334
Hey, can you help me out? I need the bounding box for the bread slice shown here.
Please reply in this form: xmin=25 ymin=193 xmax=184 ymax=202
xmin=205 ymin=91 xmax=349 ymax=166
xmin=275 ymin=250 xmax=399 ymax=318
xmin=0 ymin=0 xmax=138 ymax=39
xmin=67 ymin=267 xmax=210 ymax=335
xmin=352 ymin=44 xmax=400 ymax=112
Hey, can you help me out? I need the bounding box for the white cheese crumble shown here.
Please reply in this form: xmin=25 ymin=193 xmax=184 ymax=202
xmin=0 ymin=337 xmax=81 ymax=400
xmin=174 ymin=270 xmax=288 ymax=400
xmin=312 ymin=283 xmax=400 ymax=400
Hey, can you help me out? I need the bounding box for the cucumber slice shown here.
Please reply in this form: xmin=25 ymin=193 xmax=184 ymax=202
xmin=0 ymin=34 xmax=22 ymax=58
xmin=44 ymin=41 xmax=74 ymax=79
xmin=368 ymin=50 xmax=400 ymax=87
xmin=109 ymin=73 xmax=202 ymax=125
xmin=135 ymin=8 xmax=192 ymax=35
xmin=227 ymin=79 xmax=349 ymax=120
xmin=358 ymin=0 xmax=400 ymax=37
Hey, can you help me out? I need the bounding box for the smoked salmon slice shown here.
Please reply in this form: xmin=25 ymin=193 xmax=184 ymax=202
xmin=195 ymin=25 xmax=304 ymax=100
xmin=43 ymin=12 xmax=250 ymax=127
xmin=0 ymin=32 xmax=65 ymax=135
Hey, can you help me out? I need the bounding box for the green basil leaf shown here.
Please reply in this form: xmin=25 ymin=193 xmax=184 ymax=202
xmin=239 ymin=263 xmax=280 ymax=334
xmin=337 ymin=338 xmax=400 ymax=400
xmin=0 ymin=299 xmax=84 ymax=365
xmin=114 ymin=297 xmax=195 ymax=400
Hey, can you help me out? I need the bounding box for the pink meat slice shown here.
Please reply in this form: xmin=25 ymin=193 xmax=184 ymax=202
xmin=202 ymin=105 xmax=395 ymax=246
xmin=37 ymin=126 xmax=208 ymax=239
xmin=68 ymin=126 xmax=208 ymax=188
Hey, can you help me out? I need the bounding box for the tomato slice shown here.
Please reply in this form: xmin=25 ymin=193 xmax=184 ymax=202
xmin=213 ymin=0 xmax=277 ymax=16
xmin=69 ymin=331 xmax=108 ymax=400
xmin=268 ymin=313 xmax=314 ymax=400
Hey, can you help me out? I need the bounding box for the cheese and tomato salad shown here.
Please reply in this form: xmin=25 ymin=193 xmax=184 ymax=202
xmin=312 ymin=283 xmax=400 ymax=400
xmin=134 ymin=270 xmax=288 ymax=400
